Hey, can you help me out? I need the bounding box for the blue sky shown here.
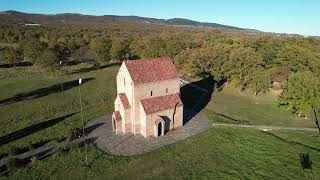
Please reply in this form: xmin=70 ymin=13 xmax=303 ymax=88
xmin=0 ymin=0 xmax=319 ymax=35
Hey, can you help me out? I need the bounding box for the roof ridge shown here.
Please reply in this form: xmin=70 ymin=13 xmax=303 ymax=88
xmin=123 ymin=57 xmax=171 ymax=63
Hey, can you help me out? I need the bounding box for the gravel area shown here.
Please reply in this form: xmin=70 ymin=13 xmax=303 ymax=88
xmin=85 ymin=112 xmax=211 ymax=156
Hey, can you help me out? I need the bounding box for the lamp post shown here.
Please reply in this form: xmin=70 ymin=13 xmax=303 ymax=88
xmin=78 ymin=78 xmax=88 ymax=165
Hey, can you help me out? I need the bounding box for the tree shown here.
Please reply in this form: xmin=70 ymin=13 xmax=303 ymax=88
xmin=21 ymin=39 xmax=46 ymax=63
xmin=111 ymin=37 xmax=130 ymax=61
xmin=174 ymin=50 xmax=193 ymax=76
xmin=250 ymin=36 xmax=284 ymax=68
xmin=275 ymin=45 xmax=318 ymax=72
xmin=89 ymin=36 xmax=112 ymax=65
xmin=36 ymin=49 xmax=59 ymax=76
xmin=0 ymin=47 xmax=23 ymax=66
xmin=72 ymin=47 xmax=95 ymax=63
xmin=174 ymin=44 xmax=232 ymax=87
xmin=202 ymin=30 xmax=233 ymax=47
xmin=279 ymin=71 xmax=320 ymax=134
xmin=130 ymin=36 xmax=166 ymax=58
xmin=226 ymin=47 xmax=264 ymax=89
xmin=161 ymin=32 xmax=192 ymax=58
xmin=248 ymin=70 xmax=271 ymax=96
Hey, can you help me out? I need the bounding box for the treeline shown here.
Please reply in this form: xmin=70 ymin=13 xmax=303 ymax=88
xmin=176 ymin=31 xmax=320 ymax=92
xmin=0 ymin=25 xmax=319 ymax=91
xmin=0 ymin=24 xmax=196 ymax=68
xmin=0 ymin=24 xmax=320 ymax=129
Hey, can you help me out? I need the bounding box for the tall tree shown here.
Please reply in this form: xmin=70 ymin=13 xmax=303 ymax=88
xmin=130 ymin=36 xmax=166 ymax=58
xmin=0 ymin=47 xmax=23 ymax=67
xmin=36 ymin=49 xmax=59 ymax=76
xmin=186 ymin=44 xmax=230 ymax=81
xmin=72 ymin=47 xmax=95 ymax=63
xmin=279 ymin=71 xmax=320 ymax=134
xmin=111 ymin=37 xmax=130 ymax=61
xmin=248 ymin=70 xmax=271 ymax=96
xmin=21 ymin=39 xmax=46 ymax=63
xmin=226 ymin=47 xmax=264 ymax=89
xmin=275 ymin=45 xmax=318 ymax=72
xmin=90 ymin=36 xmax=112 ymax=65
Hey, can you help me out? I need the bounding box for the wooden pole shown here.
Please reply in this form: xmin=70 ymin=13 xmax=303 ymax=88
xmin=59 ymin=61 xmax=67 ymax=120
xmin=78 ymin=80 xmax=88 ymax=165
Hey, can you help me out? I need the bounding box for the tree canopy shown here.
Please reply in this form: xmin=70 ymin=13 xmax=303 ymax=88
xmin=89 ymin=36 xmax=112 ymax=64
xmin=0 ymin=24 xmax=319 ymax=120
xmin=0 ymin=46 xmax=23 ymax=66
xmin=280 ymin=71 xmax=320 ymax=133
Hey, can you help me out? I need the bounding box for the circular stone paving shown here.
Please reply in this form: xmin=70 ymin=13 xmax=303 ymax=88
xmin=85 ymin=113 xmax=211 ymax=156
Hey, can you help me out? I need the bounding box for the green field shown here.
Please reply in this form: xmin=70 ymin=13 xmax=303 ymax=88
xmin=270 ymin=130 xmax=320 ymax=150
xmin=1 ymin=64 xmax=319 ymax=179
xmin=203 ymin=86 xmax=316 ymax=128
xmin=0 ymin=63 xmax=118 ymax=153
xmin=4 ymin=127 xmax=320 ymax=179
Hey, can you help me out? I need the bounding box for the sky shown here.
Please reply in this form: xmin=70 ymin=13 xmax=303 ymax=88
xmin=0 ymin=0 xmax=319 ymax=36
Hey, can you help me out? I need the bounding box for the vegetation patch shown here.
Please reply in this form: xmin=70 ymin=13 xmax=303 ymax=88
xmin=203 ymin=85 xmax=316 ymax=128
xmin=3 ymin=127 xmax=320 ymax=179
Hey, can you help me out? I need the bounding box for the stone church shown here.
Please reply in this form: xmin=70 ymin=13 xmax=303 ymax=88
xmin=112 ymin=57 xmax=183 ymax=137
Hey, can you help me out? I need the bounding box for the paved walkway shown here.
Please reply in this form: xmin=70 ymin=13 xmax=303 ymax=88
xmin=85 ymin=113 xmax=211 ymax=156
xmin=212 ymin=123 xmax=319 ymax=132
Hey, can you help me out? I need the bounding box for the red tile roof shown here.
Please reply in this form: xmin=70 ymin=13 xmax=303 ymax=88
xmin=113 ymin=111 xmax=122 ymax=121
xmin=124 ymin=57 xmax=179 ymax=84
xmin=119 ymin=93 xmax=131 ymax=109
xmin=140 ymin=93 xmax=183 ymax=114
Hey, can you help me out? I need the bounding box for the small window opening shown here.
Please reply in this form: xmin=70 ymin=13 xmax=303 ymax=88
xmin=151 ymin=90 xmax=153 ymax=96
xmin=124 ymin=77 xmax=125 ymax=86
xmin=166 ymin=88 xmax=168 ymax=93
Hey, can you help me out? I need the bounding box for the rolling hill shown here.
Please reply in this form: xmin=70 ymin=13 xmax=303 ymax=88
xmin=0 ymin=10 xmax=263 ymax=34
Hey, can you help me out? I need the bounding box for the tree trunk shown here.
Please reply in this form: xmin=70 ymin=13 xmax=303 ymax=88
xmin=313 ymin=108 xmax=320 ymax=135
xmin=51 ymin=66 xmax=56 ymax=77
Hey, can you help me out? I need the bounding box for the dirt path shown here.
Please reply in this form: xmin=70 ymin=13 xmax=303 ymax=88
xmin=212 ymin=123 xmax=319 ymax=132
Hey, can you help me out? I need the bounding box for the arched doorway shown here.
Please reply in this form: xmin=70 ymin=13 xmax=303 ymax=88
xmin=154 ymin=117 xmax=165 ymax=137
xmin=157 ymin=122 xmax=162 ymax=137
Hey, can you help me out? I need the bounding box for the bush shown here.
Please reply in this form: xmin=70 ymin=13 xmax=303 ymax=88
xmin=299 ymin=152 xmax=312 ymax=170
xmin=69 ymin=128 xmax=84 ymax=140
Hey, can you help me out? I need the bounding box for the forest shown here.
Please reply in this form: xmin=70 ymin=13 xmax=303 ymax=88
xmin=0 ymin=23 xmax=320 ymax=132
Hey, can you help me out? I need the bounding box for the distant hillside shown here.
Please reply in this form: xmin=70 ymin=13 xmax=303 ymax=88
xmin=0 ymin=10 xmax=264 ymax=34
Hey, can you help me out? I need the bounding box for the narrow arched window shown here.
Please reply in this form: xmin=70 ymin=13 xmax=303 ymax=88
xmin=124 ymin=77 xmax=125 ymax=86
xmin=151 ymin=90 xmax=153 ymax=96
xmin=166 ymin=88 xmax=168 ymax=93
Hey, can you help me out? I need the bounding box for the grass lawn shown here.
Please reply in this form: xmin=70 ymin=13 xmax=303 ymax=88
xmin=1 ymin=64 xmax=319 ymax=179
xmin=0 ymin=63 xmax=118 ymax=153
xmin=3 ymin=127 xmax=320 ymax=179
xmin=203 ymin=85 xmax=316 ymax=128
xmin=269 ymin=130 xmax=320 ymax=150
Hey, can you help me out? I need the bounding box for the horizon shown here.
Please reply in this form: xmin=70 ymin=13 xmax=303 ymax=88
xmin=0 ymin=0 xmax=319 ymax=36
